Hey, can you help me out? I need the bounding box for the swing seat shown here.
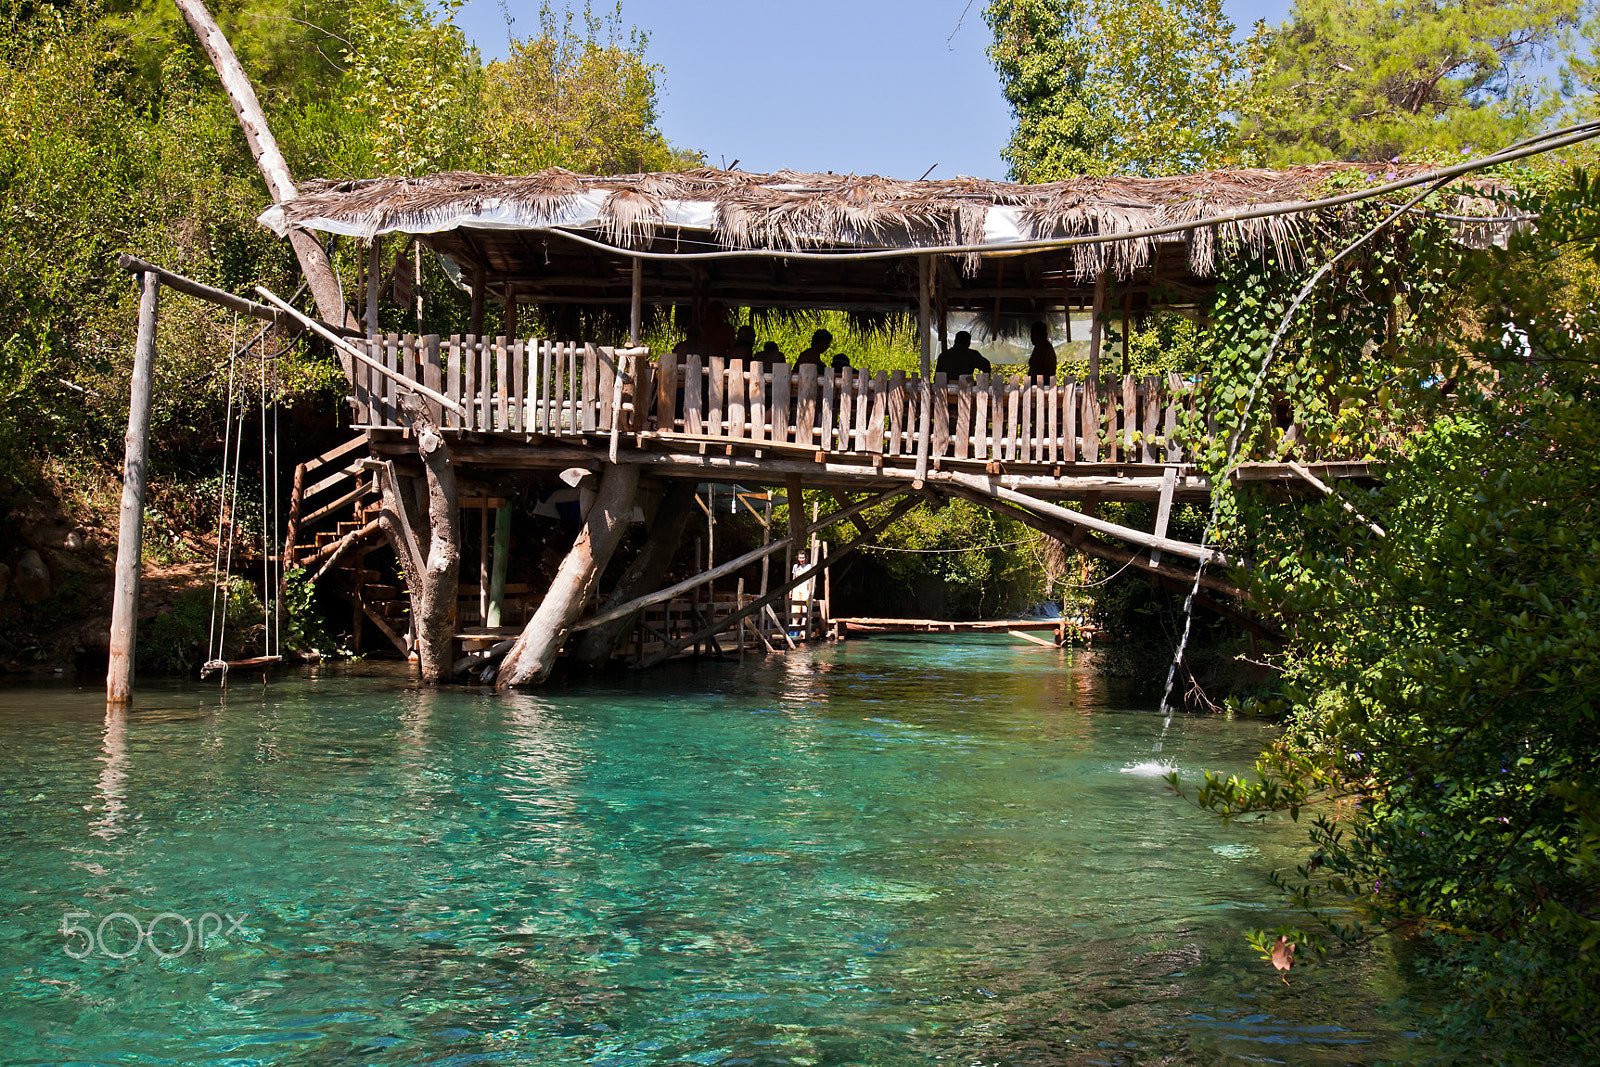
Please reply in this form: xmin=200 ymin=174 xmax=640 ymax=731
xmin=200 ymin=655 xmax=282 ymax=680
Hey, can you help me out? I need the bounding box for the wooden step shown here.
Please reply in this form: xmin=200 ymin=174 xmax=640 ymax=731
xmin=364 ymin=584 xmax=399 ymax=601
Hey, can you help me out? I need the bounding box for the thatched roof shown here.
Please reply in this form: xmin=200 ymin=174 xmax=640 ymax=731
xmin=259 ymin=164 xmax=1510 ymax=315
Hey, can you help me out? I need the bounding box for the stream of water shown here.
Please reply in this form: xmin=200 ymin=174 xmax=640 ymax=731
xmin=0 ymin=637 xmax=1432 ymax=1064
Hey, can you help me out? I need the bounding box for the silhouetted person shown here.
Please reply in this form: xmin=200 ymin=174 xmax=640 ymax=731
xmin=702 ymin=304 xmax=734 ymax=357
xmin=756 ymin=340 xmax=788 ymax=365
xmin=1027 ymin=320 xmax=1056 ymax=380
xmin=727 ymin=324 xmax=755 ymax=362
xmin=672 ymin=323 xmax=705 ymax=358
xmin=796 ymin=328 xmax=832 ymax=367
xmin=831 ymin=352 xmax=852 ymax=370
xmin=935 ymin=331 xmax=991 ymax=378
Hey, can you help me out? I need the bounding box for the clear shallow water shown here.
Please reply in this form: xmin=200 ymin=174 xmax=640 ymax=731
xmin=0 ymin=636 xmax=1429 ymax=1065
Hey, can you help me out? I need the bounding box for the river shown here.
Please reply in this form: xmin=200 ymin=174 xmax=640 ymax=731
xmin=0 ymin=635 xmax=1433 ymax=1064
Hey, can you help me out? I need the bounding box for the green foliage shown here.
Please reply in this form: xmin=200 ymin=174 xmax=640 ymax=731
xmin=139 ymin=577 xmax=263 ymax=674
xmin=281 ymin=566 xmax=345 ymax=656
xmin=340 ymin=0 xmax=484 ymax=176
xmin=1173 ymin=171 xmax=1600 ymax=1051
xmin=484 ymin=2 xmax=699 ymax=174
xmin=985 ymin=0 xmax=1247 ymax=178
xmin=855 ymin=498 xmax=1046 ymax=619
xmin=1240 ymin=0 xmax=1581 ymax=164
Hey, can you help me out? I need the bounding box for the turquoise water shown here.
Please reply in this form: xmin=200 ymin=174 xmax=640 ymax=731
xmin=0 ymin=637 xmax=1428 ymax=1064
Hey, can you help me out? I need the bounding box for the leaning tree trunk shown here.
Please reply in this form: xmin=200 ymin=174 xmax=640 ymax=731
xmin=498 ymin=464 xmax=640 ymax=689
xmin=573 ymin=481 xmax=697 ymax=668
xmin=174 ymin=0 xmax=350 ymax=328
xmin=377 ymin=396 xmax=460 ymax=682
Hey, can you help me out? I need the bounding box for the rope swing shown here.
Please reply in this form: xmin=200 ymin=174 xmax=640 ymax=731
xmin=202 ymin=315 xmax=283 ymax=684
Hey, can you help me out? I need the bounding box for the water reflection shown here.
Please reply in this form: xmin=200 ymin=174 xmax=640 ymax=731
xmin=89 ymin=706 xmax=128 ymax=840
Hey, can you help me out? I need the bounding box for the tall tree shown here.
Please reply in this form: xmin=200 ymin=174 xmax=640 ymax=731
xmin=482 ymin=1 xmax=698 ymax=175
xmin=985 ymin=0 xmax=1246 ymax=180
xmin=1241 ymin=0 xmax=1581 ymax=163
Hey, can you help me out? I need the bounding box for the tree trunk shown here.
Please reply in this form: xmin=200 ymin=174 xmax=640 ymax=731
xmin=498 ymin=464 xmax=640 ymax=688
xmin=377 ymin=397 xmax=460 ymax=682
xmin=173 ymin=0 xmax=350 ymax=328
xmin=573 ymin=481 xmax=696 ymax=667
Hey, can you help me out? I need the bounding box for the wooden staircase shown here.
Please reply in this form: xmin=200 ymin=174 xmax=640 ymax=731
xmin=283 ymin=436 xmax=411 ymax=656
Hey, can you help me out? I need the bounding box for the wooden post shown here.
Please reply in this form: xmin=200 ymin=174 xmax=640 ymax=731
xmin=917 ymin=255 xmax=933 ymax=378
xmin=1088 ymin=271 xmax=1106 ymax=382
xmin=504 ymin=294 xmax=519 ymax=340
xmin=107 ymin=272 xmax=160 ymax=706
xmin=487 ymin=502 xmax=511 ymax=628
xmin=1121 ymin=292 xmax=1132 ymax=377
xmin=479 ymin=504 xmax=490 ymax=624
xmin=497 ymin=463 xmax=640 ymax=688
xmin=1149 ymin=466 xmax=1178 ymax=568
xmin=470 ymin=264 xmax=486 ymax=337
xmin=629 ymin=258 xmax=643 ymax=347
xmin=915 ymin=255 xmax=934 ymax=486
xmin=365 ymin=239 xmax=381 ymax=337
xmin=414 ymin=240 xmax=424 ymax=333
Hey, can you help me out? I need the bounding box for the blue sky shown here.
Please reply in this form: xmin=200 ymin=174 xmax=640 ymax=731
xmin=456 ymin=0 xmax=1293 ymax=182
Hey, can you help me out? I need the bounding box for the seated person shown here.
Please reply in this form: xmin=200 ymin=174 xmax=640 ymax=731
xmin=1027 ymin=320 xmax=1056 ymax=380
xmin=934 ymin=331 xmax=992 ymax=378
xmin=831 ymin=351 xmax=852 ymax=370
xmin=726 ymin=324 xmax=756 ymax=362
xmin=701 ymin=304 xmax=735 ymax=357
xmin=756 ymin=340 xmax=788 ymax=366
xmin=795 ymin=328 xmax=832 ymax=367
xmin=671 ymin=323 xmax=705 ymax=358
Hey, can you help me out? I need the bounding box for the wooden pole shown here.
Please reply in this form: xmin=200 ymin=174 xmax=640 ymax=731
xmin=505 ymin=293 xmax=519 ymax=339
xmin=629 ymin=259 xmax=643 ymax=347
xmin=487 ymin=503 xmax=511 ymax=628
xmin=915 ymin=254 xmax=934 ymax=486
xmin=1088 ymin=271 xmax=1107 ymax=381
xmin=414 ymin=240 xmax=424 ymax=333
xmin=107 ymin=272 xmax=160 ymax=706
xmin=469 ymin=264 xmax=486 ymax=338
xmin=917 ymin=255 xmax=933 ymax=378
xmin=1121 ymin=292 xmax=1132 ymax=376
xmin=364 ymin=239 xmax=381 ymax=337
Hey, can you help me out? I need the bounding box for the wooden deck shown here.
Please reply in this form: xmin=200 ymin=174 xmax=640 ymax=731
xmin=354 ymin=333 xmax=1374 ymax=501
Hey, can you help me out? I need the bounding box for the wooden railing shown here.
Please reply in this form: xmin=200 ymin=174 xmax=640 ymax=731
xmin=351 ymin=333 xmax=1234 ymax=466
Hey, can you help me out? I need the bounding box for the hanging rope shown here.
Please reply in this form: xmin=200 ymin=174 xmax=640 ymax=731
xmin=203 ymin=315 xmax=243 ymax=681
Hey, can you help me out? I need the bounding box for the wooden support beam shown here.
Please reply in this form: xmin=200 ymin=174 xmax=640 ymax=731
xmin=470 ymin=264 xmax=486 ymax=337
xmin=933 ymin=470 xmax=1232 ymax=566
xmin=1150 ymin=465 xmax=1178 ymax=567
xmin=107 ymin=271 xmax=160 ymax=706
xmin=365 ymin=240 xmax=382 ymax=337
xmin=115 ymin=255 xmax=290 ymax=328
xmin=497 ymin=463 xmax=641 ymax=688
xmin=636 ymin=492 xmax=924 ymax=669
xmin=256 ymin=286 xmax=466 ymax=417
xmin=629 ymin=258 xmax=643 ymax=346
xmin=1088 ymin=271 xmax=1107 ymax=381
xmin=573 ymin=482 xmax=697 ymax=667
xmin=942 ymin=482 xmax=1253 ymax=604
xmin=571 ymin=485 xmax=907 ymax=633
